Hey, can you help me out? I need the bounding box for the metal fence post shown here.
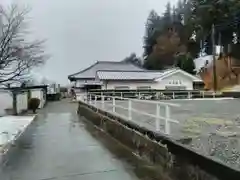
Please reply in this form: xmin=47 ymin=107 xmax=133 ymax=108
xmin=128 ymin=99 xmax=132 ymax=120
xmin=101 ymin=95 xmax=105 ymax=109
xmin=155 ymin=104 xmax=160 ymax=131
xmin=120 ymin=92 xmax=123 ymax=100
xmin=95 ymin=95 xmax=97 ymax=106
xmin=165 ymin=105 xmax=170 ymax=135
xmin=112 ymin=97 xmax=116 ymax=113
xmin=188 ymin=92 xmax=191 ymax=99
xmin=172 ymin=92 xmax=175 ymax=99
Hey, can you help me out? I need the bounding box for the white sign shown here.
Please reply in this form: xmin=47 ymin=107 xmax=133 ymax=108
xmin=168 ymin=80 xmax=182 ymax=85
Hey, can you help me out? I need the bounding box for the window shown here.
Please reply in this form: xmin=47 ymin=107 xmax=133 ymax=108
xmin=137 ymin=86 xmax=151 ymax=90
xmin=114 ymin=86 xmax=130 ymax=90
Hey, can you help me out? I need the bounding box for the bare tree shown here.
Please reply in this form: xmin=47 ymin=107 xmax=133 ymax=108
xmin=0 ymin=4 xmax=48 ymax=86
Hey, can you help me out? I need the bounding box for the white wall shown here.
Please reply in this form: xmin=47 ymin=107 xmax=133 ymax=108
xmin=154 ymin=72 xmax=193 ymax=90
xmin=75 ymin=79 xmax=96 ymax=87
xmin=16 ymin=92 xmax=28 ymax=114
xmin=103 ymin=81 xmax=157 ymax=90
xmin=0 ymin=90 xmax=13 ymax=116
xmin=31 ymin=89 xmax=45 ymax=108
xmin=102 ymin=72 xmax=194 ymax=90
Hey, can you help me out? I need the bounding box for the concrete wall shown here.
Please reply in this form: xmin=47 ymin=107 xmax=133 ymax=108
xmin=103 ymin=80 xmax=157 ymax=90
xmin=0 ymin=90 xmax=13 ymax=116
xmin=0 ymin=90 xmax=29 ymax=115
xmin=78 ymin=101 xmax=240 ymax=180
xmin=16 ymin=92 xmax=28 ymax=114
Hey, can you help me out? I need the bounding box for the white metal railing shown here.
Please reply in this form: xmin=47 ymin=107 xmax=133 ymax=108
xmin=86 ymin=93 xmax=180 ymax=135
xmin=87 ymin=90 xmax=219 ymax=100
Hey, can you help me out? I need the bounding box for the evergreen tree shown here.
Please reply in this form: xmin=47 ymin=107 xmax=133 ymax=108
xmin=143 ymin=10 xmax=161 ymax=58
xmin=176 ymin=54 xmax=196 ymax=74
xmin=143 ymin=0 xmax=240 ymax=73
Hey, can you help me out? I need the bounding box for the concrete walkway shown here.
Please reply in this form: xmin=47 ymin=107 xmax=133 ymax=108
xmin=0 ymin=100 xmax=141 ymax=180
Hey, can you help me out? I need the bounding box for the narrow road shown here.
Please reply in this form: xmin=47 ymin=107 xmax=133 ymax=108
xmin=0 ymin=100 xmax=142 ymax=180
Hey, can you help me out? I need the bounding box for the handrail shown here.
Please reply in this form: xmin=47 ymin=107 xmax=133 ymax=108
xmin=104 ymin=100 xmax=178 ymax=122
xmin=88 ymin=90 xmax=219 ymax=95
xmin=85 ymin=90 xmax=220 ymax=100
xmin=85 ymin=93 xmax=179 ymax=135
xmin=88 ymin=88 xmax=215 ymax=92
xmin=89 ymin=93 xmax=180 ymax=107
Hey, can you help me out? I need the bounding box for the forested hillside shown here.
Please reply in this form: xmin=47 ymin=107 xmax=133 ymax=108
xmin=143 ymin=0 xmax=240 ymax=76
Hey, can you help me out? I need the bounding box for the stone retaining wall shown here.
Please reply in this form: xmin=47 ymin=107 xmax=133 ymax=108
xmin=78 ymin=101 xmax=240 ymax=180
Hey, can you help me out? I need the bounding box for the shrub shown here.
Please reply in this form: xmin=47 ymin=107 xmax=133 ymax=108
xmin=28 ymin=98 xmax=40 ymax=113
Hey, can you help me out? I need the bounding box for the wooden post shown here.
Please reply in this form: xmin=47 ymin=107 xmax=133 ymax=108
xmin=212 ymin=24 xmax=217 ymax=92
xmin=12 ymin=90 xmax=17 ymax=115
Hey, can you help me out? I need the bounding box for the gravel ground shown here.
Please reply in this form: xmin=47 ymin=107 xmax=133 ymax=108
xmin=94 ymin=98 xmax=240 ymax=170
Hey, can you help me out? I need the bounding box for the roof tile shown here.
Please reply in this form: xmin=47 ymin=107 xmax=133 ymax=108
xmin=97 ymin=71 xmax=163 ymax=80
xmin=68 ymin=61 xmax=144 ymax=79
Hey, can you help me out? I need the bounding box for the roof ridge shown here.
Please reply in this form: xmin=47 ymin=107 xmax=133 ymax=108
xmin=97 ymin=70 xmax=148 ymax=72
xmin=68 ymin=61 xmax=99 ymax=78
xmin=97 ymin=61 xmax=129 ymax=64
xmin=68 ymin=61 xmax=145 ymax=79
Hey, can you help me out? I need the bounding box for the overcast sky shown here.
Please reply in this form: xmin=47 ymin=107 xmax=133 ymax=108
xmin=2 ymin=0 xmax=178 ymax=85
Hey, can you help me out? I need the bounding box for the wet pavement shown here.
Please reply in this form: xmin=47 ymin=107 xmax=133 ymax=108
xmin=0 ymin=100 xmax=146 ymax=180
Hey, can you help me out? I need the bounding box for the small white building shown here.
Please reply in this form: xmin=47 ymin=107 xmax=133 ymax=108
xmin=68 ymin=61 xmax=202 ymax=91
xmin=28 ymin=86 xmax=47 ymax=108
xmin=0 ymin=89 xmax=28 ymax=116
xmin=0 ymin=85 xmax=47 ymax=116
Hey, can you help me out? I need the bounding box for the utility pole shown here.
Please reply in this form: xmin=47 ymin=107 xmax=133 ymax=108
xmin=212 ymin=24 xmax=217 ymax=92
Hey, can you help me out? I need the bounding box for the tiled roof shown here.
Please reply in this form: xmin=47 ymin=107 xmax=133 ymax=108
xmin=68 ymin=61 xmax=202 ymax=82
xmin=68 ymin=61 xmax=144 ymax=79
xmin=97 ymin=70 xmax=163 ymax=80
xmin=97 ymin=68 xmax=202 ymax=82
